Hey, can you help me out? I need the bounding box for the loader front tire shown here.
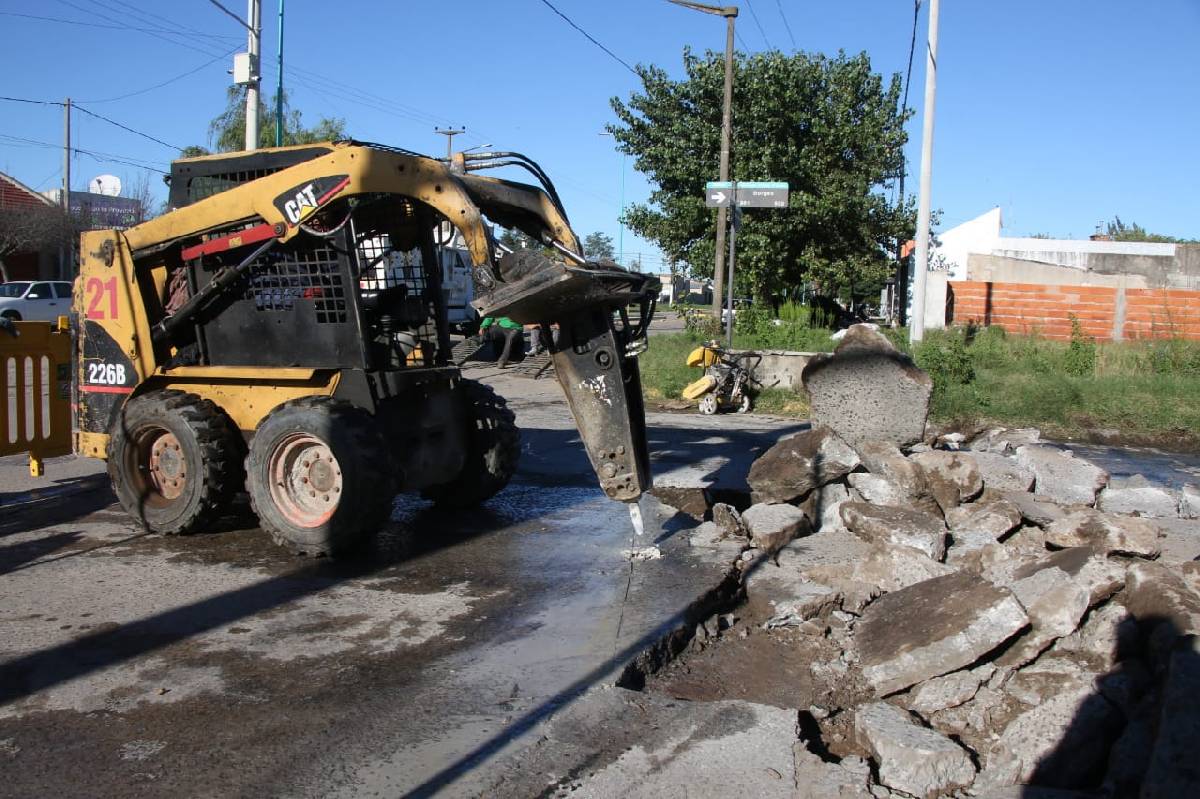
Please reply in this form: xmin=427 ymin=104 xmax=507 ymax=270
xmin=424 ymin=379 xmax=520 ymax=508
xmin=108 ymin=390 xmax=243 ymax=535
xmin=246 ymin=397 xmax=391 ymax=556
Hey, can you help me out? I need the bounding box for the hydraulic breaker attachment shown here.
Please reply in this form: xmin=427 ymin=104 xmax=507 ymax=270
xmin=474 ymin=255 xmax=657 ymax=502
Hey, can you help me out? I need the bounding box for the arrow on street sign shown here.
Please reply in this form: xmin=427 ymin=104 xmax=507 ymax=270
xmin=706 ymin=189 xmax=729 ymax=207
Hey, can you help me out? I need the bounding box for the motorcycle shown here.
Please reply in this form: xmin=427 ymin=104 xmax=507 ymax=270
xmin=681 ymin=341 xmax=761 ymax=415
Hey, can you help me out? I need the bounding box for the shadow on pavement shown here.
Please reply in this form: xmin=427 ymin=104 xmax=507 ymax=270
xmin=0 ymin=476 xmax=113 ymax=537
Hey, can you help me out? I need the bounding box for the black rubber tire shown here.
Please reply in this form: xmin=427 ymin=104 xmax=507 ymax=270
xmin=424 ymin=380 xmax=520 ymax=507
xmin=107 ymin=390 xmax=244 ymax=535
xmin=246 ymin=396 xmax=392 ymax=556
xmin=1 ymin=310 xmax=21 ymax=321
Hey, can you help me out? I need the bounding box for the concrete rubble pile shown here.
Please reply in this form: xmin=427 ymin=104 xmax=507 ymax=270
xmin=670 ymin=326 xmax=1200 ymax=798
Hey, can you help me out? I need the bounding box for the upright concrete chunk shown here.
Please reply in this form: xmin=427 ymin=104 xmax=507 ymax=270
xmin=854 ymin=701 xmax=976 ymax=798
xmin=801 ymin=324 xmax=933 ymax=449
xmin=857 ymin=571 xmax=1030 ymax=695
xmin=841 ymin=502 xmax=948 ymax=561
xmin=1015 ymin=445 xmax=1109 ymax=506
xmin=996 ymin=567 xmax=1091 ymax=668
xmin=747 ymin=426 xmax=860 ymax=504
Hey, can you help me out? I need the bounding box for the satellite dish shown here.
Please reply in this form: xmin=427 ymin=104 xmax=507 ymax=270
xmin=89 ymin=174 xmax=122 ymax=197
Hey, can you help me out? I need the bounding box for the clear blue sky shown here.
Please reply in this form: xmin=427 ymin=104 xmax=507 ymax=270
xmin=2 ymin=0 xmax=1198 ymax=274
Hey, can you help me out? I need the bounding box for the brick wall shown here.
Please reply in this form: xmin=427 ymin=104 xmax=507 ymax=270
xmin=947 ymin=281 xmax=1200 ymax=342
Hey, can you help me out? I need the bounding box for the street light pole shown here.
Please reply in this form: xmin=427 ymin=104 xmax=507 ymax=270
xmin=275 ymin=0 xmax=285 ymax=146
xmin=435 ymin=127 xmax=466 ymax=159
xmin=667 ymin=1 xmax=738 ymax=323
xmin=910 ymin=0 xmax=939 ymax=343
xmin=244 ymin=0 xmax=261 ymax=151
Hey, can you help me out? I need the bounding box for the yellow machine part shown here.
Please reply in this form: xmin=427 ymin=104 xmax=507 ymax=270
xmin=0 ymin=317 xmax=73 ymax=475
xmin=685 ymin=346 xmax=719 ymax=368
xmin=682 ymin=374 xmax=717 ymax=401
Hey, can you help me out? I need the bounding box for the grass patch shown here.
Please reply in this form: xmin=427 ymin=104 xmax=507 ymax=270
xmin=640 ymin=324 xmax=1200 ymax=443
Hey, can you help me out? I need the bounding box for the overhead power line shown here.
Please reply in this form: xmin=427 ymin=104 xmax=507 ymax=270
xmin=536 ymin=0 xmax=638 ymax=76
xmin=0 ymin=97 xmax=180 ymax=151
xmin=0 ymin=133 xmax=169 ymax=174
xmin=0 ymin=10 xmax=236 ymax=40
xmin=77 ymin=47 xmax=238 ymax=103
xmin=775 ymin=0 xmax=797 ymax=50
xmin=743 ymin=0 xmax=773 ymax=50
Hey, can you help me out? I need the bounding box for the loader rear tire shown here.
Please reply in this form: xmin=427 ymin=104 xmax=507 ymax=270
xmin=246 ymin=397 xmax=392 ymax=556
xmin=108 ymin=390 xmax=244 ymax=535
xmin=424 ymin=380 xmax=520 ymax=508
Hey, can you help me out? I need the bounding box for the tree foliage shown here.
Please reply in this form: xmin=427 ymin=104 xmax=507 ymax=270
xmin=610 ymin=48 xmax=914 ymax=301
xmin=583 ymin=231 xmax=615 ymax=260
xmin=184 ymin=87 xmax=347 ymax=155
xmin=1104 ymin=216 xmax=1195 ymax=244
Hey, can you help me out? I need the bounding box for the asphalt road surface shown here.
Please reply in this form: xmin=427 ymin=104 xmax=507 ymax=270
xmin=0 ymin=371 xmax=800 ymax=798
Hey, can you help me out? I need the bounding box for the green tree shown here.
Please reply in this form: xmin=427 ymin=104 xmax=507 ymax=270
xmin=1104 ymin=216 xmax=1195 ymax=244
xmin=183 ymin=87 xmax=347 ymax=155
xmin=610 ymin=48 xmax=914 ymax=303
xmin=583 ymin=231 xmax=615 ymax=260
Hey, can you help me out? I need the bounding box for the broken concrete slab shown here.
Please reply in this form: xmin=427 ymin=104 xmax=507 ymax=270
xmin=801 ymin=324 xmax=933 ymax=449
xmin=854 ymin=701 xmax=976 ymax=798
xmin=742 ymin=502 xmax=811 ymax=554
xmin=1015 ymin=445 xmax=1109 ymax=506
xmin=847 ymin=473 xmax=911 ymax=507
xmin=1141 ymin=635 xmax=1200 ymax=799
xmin=996 ymin=566 xmax=1092 ymax=668
xmin=969 ymin=427 xmax=1043 ymax=455
xmin=807 ymin=543 xmax=955 ymax=596
xmin=482 ymin=687 xmax=801 ymax=798
xmin=1121 ymin=561 xmax=1200 ymax=641
xmin=1097 ymin=474 xmax=1181 ymax=518
xmin=648 ymin=485 xmax=711 ymax=521
xmin=1147 ymin=517 xmax=1200 ymax=563
xmin=1053 ymin=601 xmax=1141 ymax=670
xmin=1000 ymin=490 xmax=1070 ymax=528
xmin=945 ymin=529 xmax=1003 ymax=569
xmin=747 ymin=426 xmax=860 ymax=504
xmin=907 ymin=665 xmax=994 ymax=716
xmin=712 ymin=502 xmax=748 ymax=538
xmin=1181 ymin=484 xmax=1200 ymax=519
xmin=1013 ymin=546 xmax=1126 ymax=607
xmin=856 ymin=440 xmax=927 ymax=496
xmin=840 ymin=502 xmax=947 ymax=561
xmin=763 ymin=582 xmax=844 ymax=629
xmin=857 ymin=571 xmax=1030 ymax=695
xmin=980 ymin=685 xmax=1122 ymax=790
xmin=809 ymin=481 xmax=853 ymax=533
xmin=1044 ymin=509 xmax=1162 ymax=558
xmin=946 ymin=499 xmax=1023 ymax=539
xmin=793 ymin=747 xmax=874 ymax=799
xmin=910 ymin=451 xmax=984 ymax=512
xmin=971 ymin=451 xmax=1036 ymax=493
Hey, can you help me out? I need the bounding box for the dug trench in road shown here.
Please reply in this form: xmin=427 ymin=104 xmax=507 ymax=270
xmin=0 ymin=370 xmax=802 ymax=798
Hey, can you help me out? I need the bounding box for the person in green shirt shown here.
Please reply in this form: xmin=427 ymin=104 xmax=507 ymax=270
xmin=479 ymin=316 xmax=523 ymax=368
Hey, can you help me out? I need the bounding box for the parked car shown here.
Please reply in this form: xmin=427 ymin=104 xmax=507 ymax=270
xmin=0 ymin=281 xmax=74 ymax=321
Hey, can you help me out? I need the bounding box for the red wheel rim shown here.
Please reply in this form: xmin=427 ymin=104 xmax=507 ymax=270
xmin=267 ymin=433 xmax=343 ymax=528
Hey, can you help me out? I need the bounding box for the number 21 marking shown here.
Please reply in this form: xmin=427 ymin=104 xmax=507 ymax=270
xmin=86 ymin=276 xmax=119 ymax=320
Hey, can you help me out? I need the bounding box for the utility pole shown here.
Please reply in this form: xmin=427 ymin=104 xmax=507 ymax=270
xmin=667 ymin=1 xmax=738 ymax=323
xmin=245 ymin=0 xmax=262 ymax=151
xmin=910 ymin=0 xmax=939 ymax=343
xmin=725 ymin=200 xmax=741 ymax=348
xmin=61 ymin=98 xmax=71 ymax=213
xmin=275 ymin=0 xmax=285 ymax=146
xmin=435 ymin=127 xmax=466 ymax=159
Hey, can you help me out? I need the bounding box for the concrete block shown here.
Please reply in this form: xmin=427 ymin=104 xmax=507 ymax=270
xmin=857 ymin=571 xmax=1029 ymax=695
xmin=840 ymin=502 xmax=948 ymax=561
xmin=910 ymin=451 xmax=984 ymax=511
xmin=854 ymin=701 xmax=976 ymax=798
xmin=742 ymin=502 xmax=811 ymax=554
xmin=801 ymin=324 xmax=932 ymax=449
xmin=1044 ymin=509 xmax=1161 ymax=558
xmin=971 ymin=451 xmax=1036 ymax=493
xmin=1097 ymin=474 xmax=1180 ymax=518
xmin=747 ymin=426 xmax=860 ymax=504
xmin=1015 ymin=445 xmax=1108 ymax=506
